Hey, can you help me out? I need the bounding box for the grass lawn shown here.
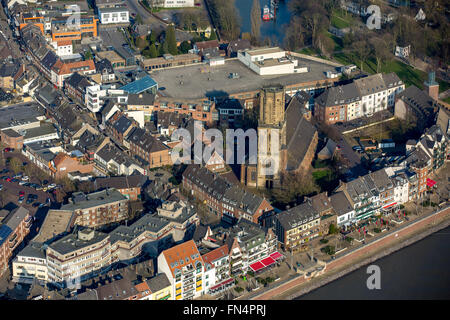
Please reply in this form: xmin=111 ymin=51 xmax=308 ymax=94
xmin=330 ymin=8 xmax=355 ymax=29
xmin=443 ymin=97 xmax=450 ymax=104
xmin=313 ymin=169 xmax=331 ymax=180
xmin=333 ymin=52 xmax=450 ymax=91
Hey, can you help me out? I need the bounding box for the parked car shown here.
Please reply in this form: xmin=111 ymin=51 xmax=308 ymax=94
xmin=26 ymin=197 xmax=34 ymax=204
xmin=6 ymin=177 xmax=11 ymax=182
xmin=352 ymin=146 xmax=362 ymax=151
xmin=11 ymin=178 xmax=20 ymax=183
xmin=48 ymin=183 xmax=56 ymax=189
xmin=0 ymin=184 xmax=3 ymax=191
xmin=3 ymin=147 xmax=13 ymax=152
xmin=35 ymin=185 xmax=43 ymax=191
xmin=19 ymin=180 xmax=27 ymax=186
xmin=32 ymin=202 xmax=41 ymax=208
xmin=13 ymin=173 xmax=23 ymax=178
xmin=18 ymin=196 xmax=24 ymax=203
xmin=21 ymin=176 xmax=29 ymax=181
xmin=19 ymin=190 xmax=25 ymax=196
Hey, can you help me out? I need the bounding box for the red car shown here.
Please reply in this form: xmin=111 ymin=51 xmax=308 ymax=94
xmin=19 ymin=190 xmax=25 ymax=196
xmin=6 ymin=177 xmax=12 ymax=182
xmin=3 ymin=148 xmax=11 ymax=152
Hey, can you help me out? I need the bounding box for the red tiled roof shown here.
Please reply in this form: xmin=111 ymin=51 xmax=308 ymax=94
xmin=162 ymin=240 xmax=203 ymax=278
xmin=201 ymin=244 xmax=228 ymax=267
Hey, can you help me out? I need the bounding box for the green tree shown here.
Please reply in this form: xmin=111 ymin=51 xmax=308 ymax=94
xmin=84 ymin=50 xmax=93 ymax=60
xmin=328 ymin=223 xmax=339 ymax=235
xmin=136 ymin=37 xmax=149 ymax=50
xmin=147 ymin=32 xmax=157 ymax=45
xmin=209 ymin=30 xmax=217 ymax=41
xmin=178 ymin=40 xmax=191 ymax=54
xmin=148 ymin=43 xmax=158 ymax=58
xmin=159 ymin=41 xmax=168 ymax=56
xmin=166 ymin=25 xmax=178 ymax=55
xmin=135 ymin=13 xmax=143 ymax=25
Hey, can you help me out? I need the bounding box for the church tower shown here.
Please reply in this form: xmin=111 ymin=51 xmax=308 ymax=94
xmin=256 ymin=85 xmax=286 ymax=189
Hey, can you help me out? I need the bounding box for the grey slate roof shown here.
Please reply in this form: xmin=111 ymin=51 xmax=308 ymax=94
xmin=329 ymin=192 xmax=354 ymax=216
xmin=146 ymin=273 xmax=170 ymax=293
xmin=316 ymin=82 xmax=360 ymax=107
xmin=183 ymin=165 xmax=267 ymax=216
xmin=276 ymin=202 xmax=319 ymax=230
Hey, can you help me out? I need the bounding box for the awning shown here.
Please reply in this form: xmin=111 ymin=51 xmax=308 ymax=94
xmin=426 ymin=178 xmax=436 ymax=187
xmin=382 ymin=202 xmax=397 ymax=209
xmin=209 ymin=278 xmax=234 ymax=291
xmin=260 ymin=256 xmax=276 ymax=267
xmin=270 ymin=251 xmax=283 ymax=260
xmin=249 ymin=261 xmax=265 ymax=272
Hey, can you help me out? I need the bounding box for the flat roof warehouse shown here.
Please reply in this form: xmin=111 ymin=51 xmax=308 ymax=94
xmin=150 ymin=58 xmax=340 ymax=100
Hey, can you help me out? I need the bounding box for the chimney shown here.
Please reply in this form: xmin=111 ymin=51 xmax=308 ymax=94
xmin=424 ymin=71 xmax=439 ymax=101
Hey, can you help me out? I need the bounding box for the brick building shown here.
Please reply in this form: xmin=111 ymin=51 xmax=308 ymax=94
xmin=0 ymin=207 xmax=32 ymax=277
xmin=182 ymin=165 xmax=274 ymax=224
xmin=126 ymin=127 xmax=171 ymax=169
xmin=0 ymin=129 xmax=24 ymax=150
xmin=56 ymin=189 xmax=129 ymax=228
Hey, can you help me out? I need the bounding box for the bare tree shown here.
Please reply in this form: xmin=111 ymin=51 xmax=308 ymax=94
xmin=250 ymin=0 xmax=261 ymax=44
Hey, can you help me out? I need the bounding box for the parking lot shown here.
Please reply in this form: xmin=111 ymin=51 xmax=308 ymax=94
xmin=0 ymin=151 xmax=57 ymax=216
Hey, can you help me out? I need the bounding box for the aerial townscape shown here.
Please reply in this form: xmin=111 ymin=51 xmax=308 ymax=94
xmin=0 ymin=0 xmax=448 ymax=304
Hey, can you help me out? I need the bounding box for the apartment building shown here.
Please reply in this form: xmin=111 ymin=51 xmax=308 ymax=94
xmin=226 ymin=219 xmax=278 ymax=275
xmin=64 ymin=72 xmax=93 ymax=104
xmin=46 ymin=229 xmax=111 ymax=288
xmin=157 ymin=240 xmax=205 ymax=300
xmin=182 ymin=165 xmax=274 ymax=224
xmin=315 ymin=82 xmax=360 ymax=124
xmin=416 ymin=125 xmax=448 ymax=172
xmin=274 ymin=202 xmax=321 ymax=251
xmin=12 ymin=241 xmax=48 ymax=284
xmin=94 ymin=142 xmax=145 ymax=176
xmin=309 ymin=192 xmax=337 ymax=235
xmin=201 ymin=245 xmax=232 ymax=295
xmin=315 ymin=73 xmax=404 ymax=124
xmin=51 ymin=59 xmax=96 ymax=88
xmin=57 ymin=189 xmax=129 ymax=228
xmin=109 ymin=214 xmax=173 ymax=263
xmin=126 ymin=127 xmax=171 ymax=169
xmin=329 ymin=191 xmax=355 ymax=227
xmin=355 ymin=73 xmax=404 ymax=116
xmin=337 ymin=174 xmax=381 ymax=222
xmin=0 ymin=207 xmax=32 ymax=277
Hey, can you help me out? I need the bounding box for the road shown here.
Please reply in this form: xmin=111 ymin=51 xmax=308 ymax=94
xmin=125 ymin=0 xmax=165 ymax=28
xmin=336 ymin=133 xmax=367 ymax=179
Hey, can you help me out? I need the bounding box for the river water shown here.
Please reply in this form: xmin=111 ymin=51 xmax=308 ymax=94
xmin=235 ymin=0 xmax=292 ymax=45
xmin=296 ymin=226 xmax=450 ymax=300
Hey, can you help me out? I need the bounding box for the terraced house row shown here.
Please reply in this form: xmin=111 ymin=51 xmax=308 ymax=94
xmin=315 ymin=72 xmax=405 ymax=124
